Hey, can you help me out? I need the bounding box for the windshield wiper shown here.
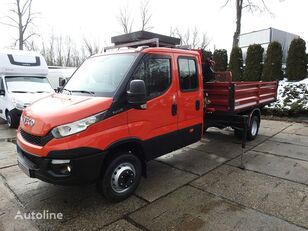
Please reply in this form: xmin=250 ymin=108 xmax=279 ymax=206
xmin=71 ymin=90 xmax=95 ymax=96
xmin=11 ymin=90 xmax=32 ymax=93
xmin=34 ymin=91 xmax=51 ymax=93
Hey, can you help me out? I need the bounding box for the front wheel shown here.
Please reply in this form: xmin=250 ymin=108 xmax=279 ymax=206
xmin=97 ymin=153 xmax=142 ymax=202
xmin=6 ymin=110 xmax=19 ymax=129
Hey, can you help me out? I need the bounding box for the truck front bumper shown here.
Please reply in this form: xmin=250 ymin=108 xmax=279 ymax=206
xmin=16 ymin=144 xmax=105 ymax=185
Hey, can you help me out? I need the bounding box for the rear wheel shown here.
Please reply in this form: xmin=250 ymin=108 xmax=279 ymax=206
xmin=97 ymin=152 xmax=142 ymax=202
xmin=234 ymin=115 xmax=260 ymax=141
xmin=6 ymin=110 xmax=19 ymax=129
xmin=247 ymin=115 xmax=260 ymax=140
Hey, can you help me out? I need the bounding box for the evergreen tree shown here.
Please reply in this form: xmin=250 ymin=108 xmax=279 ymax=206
xmin=213 ymin=49 xmax=228 ymax=71
xmin=229 ymin=46 xmax=243 ymax=81
xmin=262 ymin=41 xmax=283 ymax=81
xmin=286 ymin=38 xmax=307 ymax=81
xmin=201 ymin=50 xmax=213 ymax=60
xmin=244 ymin=44 xmax=264 ymax=81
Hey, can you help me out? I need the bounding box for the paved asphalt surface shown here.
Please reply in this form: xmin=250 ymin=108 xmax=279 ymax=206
xmin=0 ymin=119 xmax=307 ymax=231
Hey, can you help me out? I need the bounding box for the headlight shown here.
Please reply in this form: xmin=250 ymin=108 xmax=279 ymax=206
xmin=15 ymin=102 xmax=24 ymax=110
xmin=51 ymin=110 xmax=107 ymax=138
xmin=11 ymin=97 xmax=25 ymax=110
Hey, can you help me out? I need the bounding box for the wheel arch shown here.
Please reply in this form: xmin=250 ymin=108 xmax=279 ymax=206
xmin=248 ymin=108 xmax=261 ymax=125
xmin=103 ymin=138 xmax=147 ymax=178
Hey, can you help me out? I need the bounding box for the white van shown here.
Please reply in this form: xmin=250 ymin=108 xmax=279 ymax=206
xmin=0 ymin=49 xmax=55 ymax=128
xmin=48 ymin=66 xmax=76 ymax=90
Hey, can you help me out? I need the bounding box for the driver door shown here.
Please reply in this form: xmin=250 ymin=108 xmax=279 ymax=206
xmin=127 ymin=53 xmax=178 ymax=160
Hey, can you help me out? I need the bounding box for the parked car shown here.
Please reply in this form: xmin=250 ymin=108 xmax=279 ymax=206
xmin=0 ymin=49 xmax=54 ymax=128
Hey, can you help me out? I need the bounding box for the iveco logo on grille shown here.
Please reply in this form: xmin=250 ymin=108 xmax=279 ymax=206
xmin=22 ymin=116 xmax=35 ymax=127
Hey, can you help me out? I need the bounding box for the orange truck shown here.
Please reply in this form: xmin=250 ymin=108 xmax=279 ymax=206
xmin=16 ymin=31 xmax=277 ymax=201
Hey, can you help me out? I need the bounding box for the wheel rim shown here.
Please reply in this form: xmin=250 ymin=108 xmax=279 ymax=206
xmin=6 ymin=114 xmax=11 ymax=127
xmin=111 ymin=162 xmax=136 ymax=194
xmin=251 ymin=119 xmax=258 ymax=136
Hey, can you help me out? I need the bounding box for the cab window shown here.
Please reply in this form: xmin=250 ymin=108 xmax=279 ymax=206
xmin=132 ymin=56 xmax=171 ymax=99
xmin=178 ymin=57 xmax=198 ymax=91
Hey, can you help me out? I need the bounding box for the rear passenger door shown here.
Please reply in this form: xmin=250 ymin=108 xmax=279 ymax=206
xmin=175 ymin=55 xmax=203 ymax=146
xmin=127 ymin=54 xmax=178 ymax=160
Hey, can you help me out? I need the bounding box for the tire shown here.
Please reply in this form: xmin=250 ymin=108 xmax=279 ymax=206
xmin=97 ymin=153 xmax=142 ymax=202
xmin=233 ymin=115 xmax=260 ymax=141
xmin=247 ymin=115 xmax=260 ymax=141
xmin=6 ymin=110 xmax=19 ymax=129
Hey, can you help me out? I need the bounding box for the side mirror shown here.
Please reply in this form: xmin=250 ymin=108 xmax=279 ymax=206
xmin=0 ymin=89 xmax=5 ymax=96
xmin=127 ymin=80 xmax=147 ymax=106
xmin=57 ymin=86 xmax=63 ymax=93
xmin=59 ymin=78 xmax=66 ymax=87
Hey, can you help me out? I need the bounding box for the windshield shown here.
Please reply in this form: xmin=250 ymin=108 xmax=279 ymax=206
xmin=5 ymin=77 xmax=54 ymax=93
xmin=63 ymin=53 xmax=137 ymax=97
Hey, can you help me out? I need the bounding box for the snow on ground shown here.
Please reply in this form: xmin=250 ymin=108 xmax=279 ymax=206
xmin=266 ymin=78 xmax=308 ymax=112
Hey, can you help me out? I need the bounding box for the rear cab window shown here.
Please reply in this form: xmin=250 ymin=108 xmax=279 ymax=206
xmin=178 ymin=57 xmax=199 ymax=91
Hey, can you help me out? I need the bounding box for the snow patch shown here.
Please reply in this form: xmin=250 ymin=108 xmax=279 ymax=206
xmin=266 ymin=78 xmax=308 ymax=113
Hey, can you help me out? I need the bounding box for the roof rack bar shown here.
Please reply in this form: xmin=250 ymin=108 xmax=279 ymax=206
xmin=104 ymin=38 xmax=160 ymax=52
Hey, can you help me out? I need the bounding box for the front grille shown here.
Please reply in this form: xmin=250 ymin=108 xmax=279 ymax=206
xmin=20 ymin=129 xmax=54 ymax=146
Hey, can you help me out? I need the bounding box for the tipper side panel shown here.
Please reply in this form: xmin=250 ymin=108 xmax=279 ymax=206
xmin=205 ymin=81 xmax=277 ymax=113
xmin=204 ymin=82 xmax=232 ymax=112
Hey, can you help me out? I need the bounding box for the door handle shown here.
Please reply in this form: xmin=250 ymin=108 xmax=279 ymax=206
xmin=172 ymin=94 xmax=177 ymax=116
xmin=195 ymin=100 xmax=200 ymax=111
xmin=172 ymin=104 xmax=177 ymax=116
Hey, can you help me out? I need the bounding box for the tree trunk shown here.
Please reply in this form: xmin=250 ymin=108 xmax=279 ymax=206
xmin=232 ymin=0 xmax=242 ymax=48
xmin=17 ymin=0 xmax=23 ymax=50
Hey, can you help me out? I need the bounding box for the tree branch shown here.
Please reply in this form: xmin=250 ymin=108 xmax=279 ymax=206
xmin=221 ymin=0 xmax=232 ymax=9
xmin=0 ymin=21 xmax=19 ymax=28
xmin=21 ymin=0 xmax=31 ymax=15
xmin=22 ymin=32 xmax=37 ymax=42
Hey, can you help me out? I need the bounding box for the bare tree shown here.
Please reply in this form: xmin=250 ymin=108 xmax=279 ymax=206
xmin=1 ymin=0 xmax=39 ymax=50
xmin=223 ymin=0 xmax=273 ymax=48
xmin=56 ymin=35 xmax=63 ymax=66
xmin=83 ymin=37 xmax=101 ymax=57
xmin=118 ymin=3 xmax=133 ymax=34
xmin=170 ymin=27 xmax=210 ymax=49
xmin=140 ymin=0 xmax=153 ymax=31
xmin=40 ymin=33 xmax=84 ymax=67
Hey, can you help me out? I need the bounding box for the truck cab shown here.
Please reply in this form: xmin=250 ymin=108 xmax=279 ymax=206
xmin=17 ymin=46 xmax=204 ymax=201
xmin=0 ymin=50 xmax=55 ymax=128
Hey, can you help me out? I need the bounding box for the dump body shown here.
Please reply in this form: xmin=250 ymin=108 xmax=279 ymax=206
xmin=204 ymin=81 xmax=277 ymax=113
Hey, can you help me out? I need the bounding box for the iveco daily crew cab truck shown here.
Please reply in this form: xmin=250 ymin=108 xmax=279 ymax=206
xmin=0 ymin=49 xmax=54 ymax=128
xmin=17 ymin=32 xmax=277 ymax=201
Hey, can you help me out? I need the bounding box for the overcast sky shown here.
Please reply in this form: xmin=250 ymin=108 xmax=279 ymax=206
xmin=0 ymin=0 xmax=307 ymax=54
